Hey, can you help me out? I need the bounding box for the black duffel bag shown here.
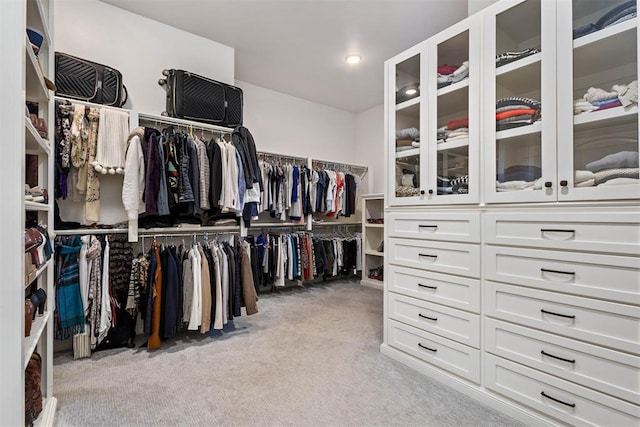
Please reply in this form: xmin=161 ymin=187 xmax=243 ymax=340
xmin=159 ymin=69 xmax=243 ymax=128
xmin=54 ymin=52 xmax=128 ymax=107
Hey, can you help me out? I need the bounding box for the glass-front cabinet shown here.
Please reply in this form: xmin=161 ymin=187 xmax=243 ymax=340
xmin=557 ymin=0 xmax=639 ymax=201
xmin=483 ymin=0 xmax=557 ymax=203
xmin=385 ymin=16 xmax=480 ymax=206
xmin=386 ymin=42 xmax=427 ymax=206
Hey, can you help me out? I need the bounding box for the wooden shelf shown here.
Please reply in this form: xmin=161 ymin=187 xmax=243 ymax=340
xmin=365 ymin=250 xmax=384 ymax=257
xmin=574 ymin=19 xmax=636 ymax=50
xmin=23 ymin=311 xmax=51 ymax=370
xmin=437 ymin=138 xmax=469 ymax=152
xmin=437 ymin=78 xmax=469 ymax=97
xmin=574 ymin=105 xmax=638 ymax=130
xmin=496 ymin=121 xmax=542 ymax=140
xmin=25 ymin=259 xmax=51 ymax=289
xmin=25 ymin=201 xmax=50 ymax=212
xmin=395 ymin=148 xmax=420 ymax=159
xmin=25 ymin=36 xmax=49 ymax=102
xmin=396 ymin=96 xmax=420 ymax=111
xmin=25 ymin=117 xmax=50 ymax=154
xmin=365 ymin=223 xmax=384 ymax=228
xmin=495 ymin=52 xmax=541 ymax=77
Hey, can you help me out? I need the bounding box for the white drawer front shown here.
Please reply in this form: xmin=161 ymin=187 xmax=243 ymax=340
xmin=484 ymin=282 xmax=640 ymax=355
xmin=484 ymin=246 xmax=640 ymax=304
xmin=388 ymin=319 xmax=480 ymax=384
xmin=485 ymin=318 xmax=640 ymax=404
xmin=387 ymin=212 xmax=480 ymax=243
xmin=483 ymin=211 xmax=640 ymax=255
xmin=387 ymin=265 xmax=480 ymax=313
xmin=389 ymin=293 xmax=480 ymax=348
xmin=389 ymin=238 xmax=480 ymax=278
xmin=485 ymin=354 xmax=640 ymax=426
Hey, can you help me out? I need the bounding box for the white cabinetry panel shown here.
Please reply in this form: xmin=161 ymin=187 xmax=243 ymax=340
xmin=387 ymin=211 xmax=480 ymax=242
xmin=388 ymin=238 xmax=480 ymax=277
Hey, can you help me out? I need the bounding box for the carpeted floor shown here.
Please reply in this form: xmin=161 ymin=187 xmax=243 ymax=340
xmin=53 ymin=280 xmax=525 ymax=427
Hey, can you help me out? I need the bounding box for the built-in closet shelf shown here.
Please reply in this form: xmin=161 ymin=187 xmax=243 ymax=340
xmin=365 ymin=250 xmax=384 ymax=257
xmin=495 ymin=52 xmax=541 ymax=77
xmin=25 ymin=201 xmax=50 ymax=212
xmin=574 ymin=105 xmax=639 ymax=130
xmin=54 ymin=225 xmax=241 ymax=236
xmin=25 ymin=259 xmax=51 ymax=289
xmin=23 ymin=311 xmax=51 ymax=370
xmin=250 ymin=222 xmax=306 ymax=229
xmin=361 ymin=277 xmax=384 ymax=290
xmin=25 ymin=37 xmax=49 ymax=102
xmin=396 ymin=97 xmax=420 ymax=111
xmin=495 ymin=121 xmax=542 ymax=140
xmin=26 ymin=0 xmax=51 ymax=46
xmin=365 ymin=223 xmax=384 ymax=229
xmin=313 ymin=221 xmax=362 ymax=227
xmin=25 ymin=117 xmax=51 ymax=154
xmin=395 ymin=148 xmax=420 ymax=159
xmin=573 ymin=23 xmax=637 ymax=78
xmin=437 ymin=79 xmax=469 ymax=97
xmin=137 ymin=112 xmax=235 ymax=133
xmin=437 ymin=138 xmax=469 ymax=152
xmin=574 ymin=19 xmax=636 ymax=51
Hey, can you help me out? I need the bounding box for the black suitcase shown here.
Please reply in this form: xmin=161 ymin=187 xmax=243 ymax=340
xmin=159 ymin=69 xmax=243 ymax=128
xmin=54 ymin=52 xmax=128 ymax=107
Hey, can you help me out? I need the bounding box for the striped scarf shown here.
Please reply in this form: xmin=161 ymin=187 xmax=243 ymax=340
xmin=54 ymin=236 xmax=85 ymax=340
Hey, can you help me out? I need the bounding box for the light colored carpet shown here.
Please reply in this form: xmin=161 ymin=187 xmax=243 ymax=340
xmin=53 ymin=280 xmax=526 ymax=427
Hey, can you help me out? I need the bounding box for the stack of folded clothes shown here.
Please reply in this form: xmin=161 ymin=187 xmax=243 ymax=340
xmin=496 ymin=48 xmax=540 ymax=67
xmin=437 ymin=61 xmax=469 ymax=89
xmin=574 ymin=0 xmax=636 ymax=40
xmin=496 ymin=165 xmax=543 ymax=192
xmin=437 ymin=118 xmax=469 ymax=144
xmin=575 ymin=150 xmax=639 ymax=187
xmin=496 ymin=97 xmax=542 ymax=131
xmin=574 ymin=80 xmax=638 ymax=115
xmin=437 ymin=175 xmax=470 ymax=195
xmin=396 ymin=127 xmax=420 ymax=153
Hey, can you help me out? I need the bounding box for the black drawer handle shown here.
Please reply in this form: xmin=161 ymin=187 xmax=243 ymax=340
xmin=540 ymin=229 xmax=575 ymax=234
xmin=418 ymin=225 xmax=438 ymax=229
xmin=541 ymin=350 xmax=575 ymax=364
xmin=418 ymin=343 xmax=437 ymax=352
xmin=418 ymin=313 xmax=438 ymax=321
xmin=541 ymin=268 xmax=575 ymax=276
xmin=541 ymin=309 xmax=575 ymax=319
xmin=419 ymin=253 xmax=438 ymax=259
xmin=541 ymin=391 xmax=575 ymax=408
xmin=418 ymin=283 xmax=438 ymax=289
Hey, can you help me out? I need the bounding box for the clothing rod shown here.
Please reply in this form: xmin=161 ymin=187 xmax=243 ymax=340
xmin=54 ymin=228 xmax=128 ymax=236
xmin=257 ymin=150 xmax=307 ymax=162
xmin=137 ymin=112 xmax=234 ymax=133
xmin=54 ymin=225 xmax=240 ymax=236
xmin=311 ymin=157 xmax=368 ymax=170
xmin=138 ymin=231 xmax=238 ymax=239
xmin=54 ymin=96 xmax=131 ymax=113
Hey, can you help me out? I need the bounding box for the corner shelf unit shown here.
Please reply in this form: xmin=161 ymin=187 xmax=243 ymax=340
xmin=360 ymin=193 xmax=384 ymax=290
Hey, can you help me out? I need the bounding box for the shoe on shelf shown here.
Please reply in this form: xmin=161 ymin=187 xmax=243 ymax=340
xmin=376 ymin=240 xmax=384 ymax=252
xmin=368 ymin=266 xmax=384 ymax=280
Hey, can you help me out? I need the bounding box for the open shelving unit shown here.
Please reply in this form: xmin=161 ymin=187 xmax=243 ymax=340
xmin=360 ymin=193 xmax=384 ymax=290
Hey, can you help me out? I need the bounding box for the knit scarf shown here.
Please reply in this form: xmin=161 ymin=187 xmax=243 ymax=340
xmin=85 ymin=108 xmax=101 ymax=222
xmin=85 ymin=236 xmax=102 ymax=350
xmin=54 ymin=237 xmax=85 ymax=340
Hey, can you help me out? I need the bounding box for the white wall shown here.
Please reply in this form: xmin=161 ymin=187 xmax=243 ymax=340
xmin=355 ymin=104 xmax=385 ymax=195
xmin=55 ymin=0 xmax=234 ymax=224
xmin=468 ymin=0 xmax=499 ymax=15
xmin=55 ymin=0 xmax=234 ymax=114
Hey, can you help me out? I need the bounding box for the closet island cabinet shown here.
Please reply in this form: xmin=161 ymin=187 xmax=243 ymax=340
xmin=386 ymin=16 xmax=480 ymax=207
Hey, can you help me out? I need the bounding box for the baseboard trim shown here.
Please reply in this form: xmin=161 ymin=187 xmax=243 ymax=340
xmin=34 ymin=396 xmax=57 ymax=427
xmin=360 ymin=278 xmax=383 ymax=290
xmin=379 ymin=344 xmax=553 ymax=427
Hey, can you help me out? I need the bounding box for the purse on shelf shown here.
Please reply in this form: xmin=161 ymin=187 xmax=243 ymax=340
xmin=25 ymin=352 xmax=43 ymax=427
xmin=24 ymin=228 xmax=43 ymax=253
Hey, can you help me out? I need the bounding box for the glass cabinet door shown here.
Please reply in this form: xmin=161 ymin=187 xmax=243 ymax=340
xmin=387 ymin=42 xmax=427 ymax=206
xmin=426 ymin=17 xmax=480 ymax=204
xmin=557 ymin=0 xmax=639 ymax=201
xmin=483 ymin=0 xmax=557 ymax=203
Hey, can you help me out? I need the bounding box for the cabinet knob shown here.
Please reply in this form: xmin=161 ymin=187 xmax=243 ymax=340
xmin=560 ymin=180 xmax=568 ymax=187
xmin=544 ymin=181 xmax=552 ymax=188
xmin=428 ymin=189 xmax=434 ymax=194
xmin=420 ymin=190 xmax=425 ymax=195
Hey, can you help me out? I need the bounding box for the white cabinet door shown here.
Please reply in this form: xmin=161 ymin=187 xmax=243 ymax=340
xmin=485 ymin=354 xmax=640 ymax=426
xmin=556 ymin=0 xmax=640 ymax=202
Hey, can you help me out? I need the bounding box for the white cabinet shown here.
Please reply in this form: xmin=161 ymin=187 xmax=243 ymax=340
xmin=1 ymin=0 xmax=56 ymax=425
xmin=386 ymin=16 xmax=480 ymax=206
xmin=361 ymin=194 xmax=384 ymax=290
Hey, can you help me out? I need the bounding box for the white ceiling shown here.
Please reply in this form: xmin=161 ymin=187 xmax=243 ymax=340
xmin=101 ymin=0 xmax=469 ymax=113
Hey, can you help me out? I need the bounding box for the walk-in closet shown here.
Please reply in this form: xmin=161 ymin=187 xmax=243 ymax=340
xmin=2 ymin=0 xmax=638 ymax=426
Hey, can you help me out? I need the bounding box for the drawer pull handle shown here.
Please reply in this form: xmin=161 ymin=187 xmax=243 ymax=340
xmin=418 ymin=313 xmax=438 ymax=321
xmin=540 ymin=229 xmax=575 ymax=234
xmin=541 ymin=268 xmax=575 ymax=276
xmin=419 ymin=253 xmax=438 ymax=259
xmin=418 ymin=225 xmax=438 ymax=229
xmin=540 ymin=391 xmax=575 ymax=408
xmin=541 ymin=309 xmax=575 ymax=319
xmin=418 ymin=343 xmax=437 ymax=352
xmin=418 ymin=283 xmax=438 ymax=290
xmin=541 ymin=350 xmax=575 ymax=364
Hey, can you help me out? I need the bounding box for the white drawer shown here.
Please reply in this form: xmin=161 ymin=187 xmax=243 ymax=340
xmin=387 ymin=211 xmax=480 ymax=243
xmin=387 ymin=319 xmax=480 ymax=384
xmin=483 ymin=211 xmax=640 ymax=255
xmin=387 ymin=265 xmax=480 ymax=313
xmin=484 ymin=282 xmax=640 ymax=355
xmin=485 ymin=354 xmax=640 ymax=426
xmin=388 ymin=238 xmax=480 ymax=278
xmin=484 ymin=246 xmax=640 ymax=305
xmin=389 ymin=293 xmax=480 ymax=348
xmin=485 ymin=318 xmax=640 ymax=404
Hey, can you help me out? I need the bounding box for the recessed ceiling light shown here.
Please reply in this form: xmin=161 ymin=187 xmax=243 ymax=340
xmin=346 ymin=54 xmax=361 ymax=65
